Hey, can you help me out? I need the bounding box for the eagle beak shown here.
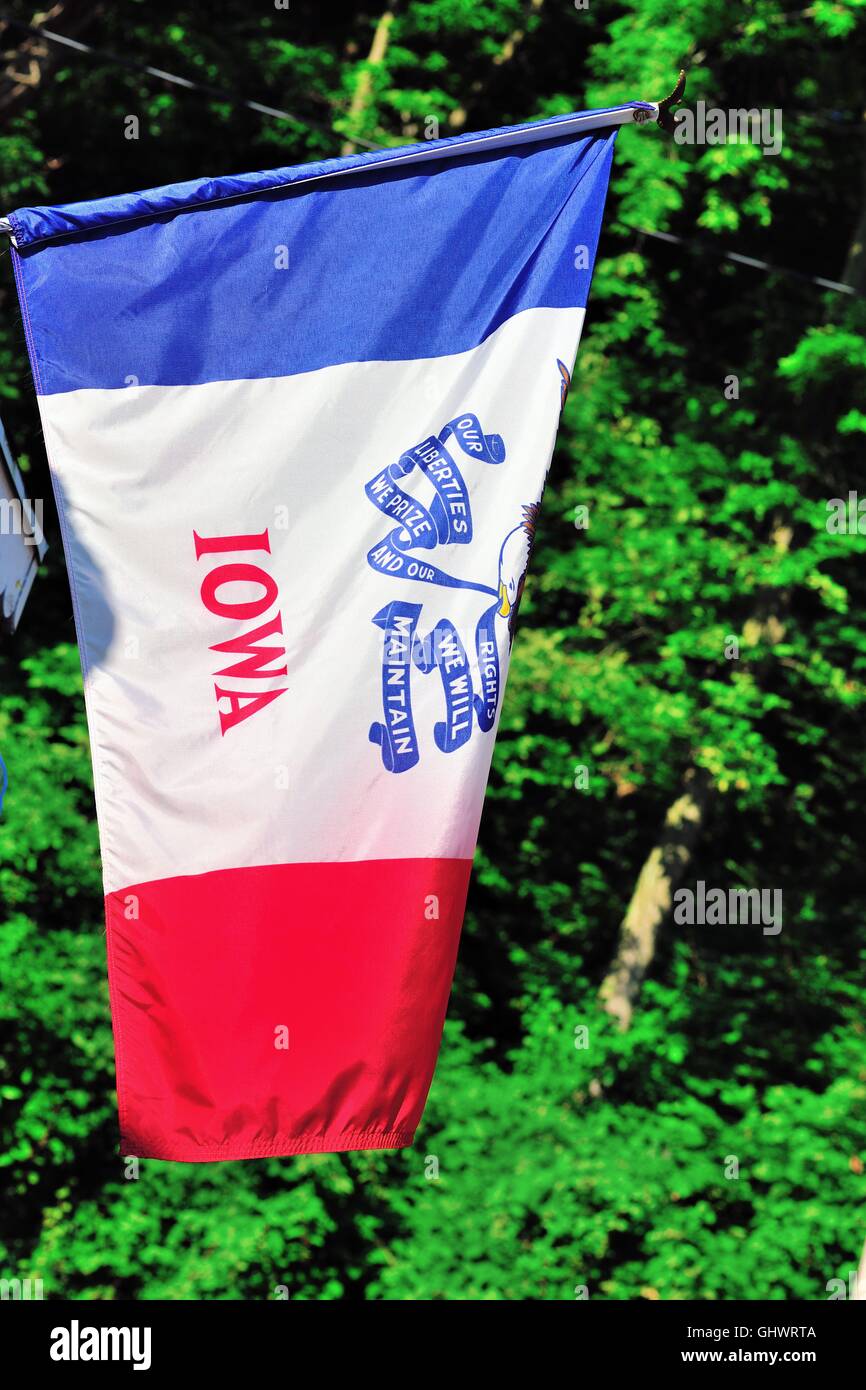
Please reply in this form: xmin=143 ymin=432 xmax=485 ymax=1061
xmin=497 ymin=581 xmax=511 ymax=618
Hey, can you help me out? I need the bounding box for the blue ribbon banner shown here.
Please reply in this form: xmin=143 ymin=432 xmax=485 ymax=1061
xmin=365 ymin=413 xmax=503 ymax=592
xmin=366 ymin=413 xmax=508 ymax=771
xmin=369 ymin=601 xmax=423 ymax=774
xmin=412 ymin=619 xmax=473 ymax=754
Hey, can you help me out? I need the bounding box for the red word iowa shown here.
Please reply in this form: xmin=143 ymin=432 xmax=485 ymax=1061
xmin=194 ymin=529 xmax=288 ymax=735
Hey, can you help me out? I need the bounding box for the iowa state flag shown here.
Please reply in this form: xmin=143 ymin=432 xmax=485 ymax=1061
xmin=7 ymin=104 xmax=645 ymax=1161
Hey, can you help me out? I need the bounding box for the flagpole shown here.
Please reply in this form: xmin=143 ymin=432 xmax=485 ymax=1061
xmin=0 ymin=76 xmax=689 ymax=259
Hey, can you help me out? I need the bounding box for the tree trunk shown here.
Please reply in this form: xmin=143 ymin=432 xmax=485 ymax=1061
xmin=598 ymin=768 xmax=713 ymax=1029
xmin=447 ymin=0 xmax=545 ymax=132
xmin=0 ymin=3 xmax=95 ymax=114
xmin=841 ymin=114 xmax=866 ymax=295
xmin=599 ymin=519 xmax=792 ymax=1029
xmin=341 ymin=6 xmax=395 ymax=155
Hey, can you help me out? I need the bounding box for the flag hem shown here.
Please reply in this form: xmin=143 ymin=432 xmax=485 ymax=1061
xmin=6 ymin=102 xmax=650 ymax=251
xmin=120 ymin=1130 xmax=416 ymax=1163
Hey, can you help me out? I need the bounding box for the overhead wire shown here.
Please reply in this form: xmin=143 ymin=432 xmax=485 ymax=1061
xmin=0 ymin=13 xmax=860 ymax=297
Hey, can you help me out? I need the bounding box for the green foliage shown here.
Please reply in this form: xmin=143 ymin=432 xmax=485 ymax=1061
xmin=1 ymin=0 xmax=865 ymax=1301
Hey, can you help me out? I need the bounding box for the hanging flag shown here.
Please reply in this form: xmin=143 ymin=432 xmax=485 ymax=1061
xmin=6 ymin=103 xmax=649 ymax=1161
